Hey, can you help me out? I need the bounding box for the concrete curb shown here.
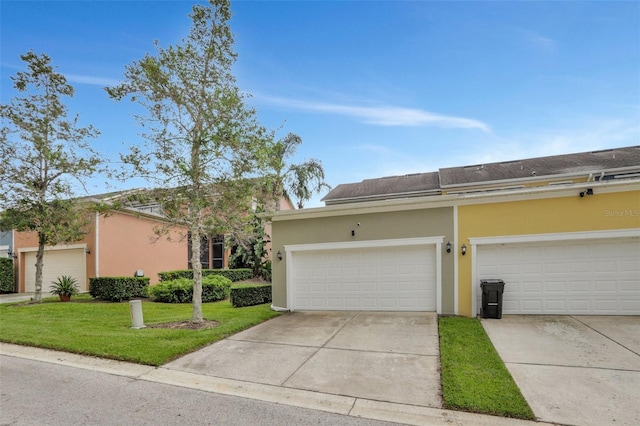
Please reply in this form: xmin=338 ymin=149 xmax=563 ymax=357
xmin=0 ymin=343 xmax=548 ymax=426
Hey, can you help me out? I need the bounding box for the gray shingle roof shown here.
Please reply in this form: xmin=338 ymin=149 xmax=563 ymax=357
xmin=440 ymin=146 xmax=640 ymax=187
xmin=322 ymin=146 xmax=640 ymax=204
xmin=321 ymin=172 xmax=440 ymax=203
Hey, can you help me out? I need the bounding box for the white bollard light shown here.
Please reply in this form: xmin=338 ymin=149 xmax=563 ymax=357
xmin=129 ymin=300 xmax=146 ymax=329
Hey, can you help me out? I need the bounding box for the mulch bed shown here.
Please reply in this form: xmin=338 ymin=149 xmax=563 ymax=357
xmin=146 ymin=319 xmax=219 ymax=330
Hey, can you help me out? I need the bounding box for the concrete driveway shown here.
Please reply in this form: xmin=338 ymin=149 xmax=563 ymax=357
xmin=482 ymin=315 xmax=640 ymax=426
xmin=165 ymin=311 xmax=442 ymax=407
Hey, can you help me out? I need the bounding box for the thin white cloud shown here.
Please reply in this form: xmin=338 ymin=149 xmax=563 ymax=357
xmin=66 ymin=74 xmax=120 ymax=87
xmin=259 ymin=95 xmax=491 ymax=132
xmin=518 ymin=29 xmax=556 ymax=51
xmin=471 ymin=118 xmax=639 ymax=165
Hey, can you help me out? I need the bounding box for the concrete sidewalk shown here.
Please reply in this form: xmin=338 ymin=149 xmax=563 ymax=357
xmin=0 ymin=342 xmax=542 ymax=426
xmin=0 ymin=311 xmax=548 ymax=426
xmin=482 ymin=315 xmax=640 ymax=426
xmin=0 ymin=293 xmax=35 ymax=304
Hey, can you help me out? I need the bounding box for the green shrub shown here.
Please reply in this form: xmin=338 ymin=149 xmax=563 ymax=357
xmin=149 ymin=278 xmax=192 ymax=303
xmin=150 ymin=275 xmax=232 ymax=303
xmin=230 ymin=284 xmax=272 ymax=308
xmin=158 ymin=268 xmax=252 ymax=282
xmin=202 ymin=275 xmax=232 ymax=302
xmin=0 ymin=257 xmax=15 ymax=293
xmin=89 ymin=277 xmax=149 ymax=302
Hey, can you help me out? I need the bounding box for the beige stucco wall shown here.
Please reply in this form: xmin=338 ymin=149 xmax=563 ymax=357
xmin=13 ymin=210 xmax=188 ymax=291
xmin=14 ymin=228 xmax=95 ymax=292
xmin=98 ymin=212 xmax=187 ymax=284
xmin=271 ymin=207 xmax=455 ymax=313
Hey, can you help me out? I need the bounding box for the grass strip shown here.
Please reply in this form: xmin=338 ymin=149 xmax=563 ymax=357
xmin=438 ymin=316 xmax=535 ymax=419
xmin=0 ymin=294 xmax=280 ymax=366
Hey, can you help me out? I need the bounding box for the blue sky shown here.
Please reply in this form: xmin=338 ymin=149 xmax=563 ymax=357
xmin=2 ymin=0 xmax=639 ymax=207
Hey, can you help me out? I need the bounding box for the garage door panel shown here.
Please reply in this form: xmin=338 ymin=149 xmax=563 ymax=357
xmin=621 ymin=299 xmax=640 ymax=312
xmin=544 ymin=300 xmax=565 ymax=311
xmin=545 ymin=281 xmax=565 ymax=292
xmin=478 ymin=237 xmax=640 ymax=315
xmin=291 ymin=244 xmax=436 ymax=311
xmin=594 ymin=280 xmax=616 ymax=292
xmin=25 ymin=249 xmax=86 ymax=293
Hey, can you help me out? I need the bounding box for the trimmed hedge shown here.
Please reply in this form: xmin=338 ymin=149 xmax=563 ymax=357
xmin=150 ymin=275 xmax=232 ymax=303
xmin=89 ymin=277 xmax=150 ymax=302
xmin=230 ymin=284 xmax=272 ymax=308
xmin=0 ymin=258 xmax=14 ymax=293
xmin=158 ymin=268 xmax=252 ymax=282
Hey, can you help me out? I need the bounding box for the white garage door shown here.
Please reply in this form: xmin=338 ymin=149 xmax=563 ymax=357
xmin=25 ymin=249 xmax=87 ymax=293
xmin=477 ymin=237 xmax=640 ymax=315
xmin=290 ymin=244 xmax=437 ymax=311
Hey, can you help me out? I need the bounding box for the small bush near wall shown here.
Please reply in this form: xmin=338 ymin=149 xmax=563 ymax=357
xmin=0 ymin=258 xmax=15 ymax=293
xmin=158 ymin=268 xmax=252 ymax=282
xmin=230 ymin=284 xmax=272 ymax=308
xmin=150 ymin=275 xmax=232 ymax=303
xmin=89 ymin=277 xmax=149 ymax=302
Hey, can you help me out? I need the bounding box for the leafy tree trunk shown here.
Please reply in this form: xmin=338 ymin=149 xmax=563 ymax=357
xmin=105 ymin=1 xmax=267 ymax=321
xmin=0 ymin=51 xmax=101 ymax=303
xmin=33 ymin=232 xmax=47 ymax=302
xmin=190 ymin=225 xmax=203 ymax=322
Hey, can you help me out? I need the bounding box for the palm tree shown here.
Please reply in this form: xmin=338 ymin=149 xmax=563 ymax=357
xmin=265 ymin=132 xmax=331 ymax=210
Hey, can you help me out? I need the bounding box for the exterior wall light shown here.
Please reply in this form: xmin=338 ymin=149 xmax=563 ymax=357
xmin=461 ymin=244 xmax=467 ymax=256
xmin=446 ymin=241 xmax=452 ymax=253
xmin=6 ymin=248 xmax=17 ymax=259
xmin=85 ymin=247 xmax=91 ymax=255
xmin=579 ymin=188 xmax=594 ymax=197
xmin=277 ymin=250 xmax=283 ymax=261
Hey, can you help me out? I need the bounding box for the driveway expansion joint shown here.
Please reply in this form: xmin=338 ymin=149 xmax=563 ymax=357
xmin=571 ymin=315 xmax=640 ymax=357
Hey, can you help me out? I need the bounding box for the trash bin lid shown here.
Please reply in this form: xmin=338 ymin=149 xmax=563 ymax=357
xmin=480 ymin=279 xmax=504 ymax=284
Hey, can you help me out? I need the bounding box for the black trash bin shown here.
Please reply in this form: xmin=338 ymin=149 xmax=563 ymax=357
xmin=481 ymin=279 xmax=505 ymax=319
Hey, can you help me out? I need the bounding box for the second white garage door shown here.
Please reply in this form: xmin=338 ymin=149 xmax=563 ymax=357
xmin=289 ymin=243 xmax=437 ymax=311
xmin=25 ymin=248 xmax=87 ymax=293
xmin=476 ymin=237 xmax=640 ymax=315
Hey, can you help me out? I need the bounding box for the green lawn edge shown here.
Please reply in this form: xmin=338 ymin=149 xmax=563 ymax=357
xmin=2 ymin=296 xmax=535 ymax=419
xmin=0 ymin=294 xmax=281 ymax=366
xmin=438 ymin=316 xmax=535 ymax=420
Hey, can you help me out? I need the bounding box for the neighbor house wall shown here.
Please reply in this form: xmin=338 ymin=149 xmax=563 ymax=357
xmin=457 ymin=188 xmax=640 ymax=316
xmin=12 ymin=209 xmax=189 ymax=292
xmin=13 ymin=230 xmax=92 ymax=292
xmin=272 ymin=206 xmax=455 ymax=313
xmin=97 ymin=211 xmax=187 ymax=285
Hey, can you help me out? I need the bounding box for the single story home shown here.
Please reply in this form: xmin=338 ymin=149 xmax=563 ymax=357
xmin=8 ymin=189 xmax=292 ymax=294
xmin=270 ymin=146 xmax=640 ymax=316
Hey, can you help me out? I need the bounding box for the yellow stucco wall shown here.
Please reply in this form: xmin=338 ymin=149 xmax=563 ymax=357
xmin=457 ymin=189 xmax=640 ymax=316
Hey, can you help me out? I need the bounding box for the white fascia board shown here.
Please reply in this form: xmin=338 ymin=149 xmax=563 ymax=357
xmin=18 ymin=243 xmax=87 ymax=254
xmin=324 ymin=189 xmax=441 ymax=206
xmin=273 ymin=178 xmax=640 ymax=222
xmin=284 ymin=236 xmax=444 ymax=253
xmin=469 ymin=228 xmax=640 ymax=246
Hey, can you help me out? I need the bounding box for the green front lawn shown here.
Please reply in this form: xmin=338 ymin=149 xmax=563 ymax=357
xmin=438 ymin=316 xmax=535 ymax=419
xmin=2 ymin=296 xmax=534 ymax=420
xmin=0 ymin=294 xmax=280 ymax=366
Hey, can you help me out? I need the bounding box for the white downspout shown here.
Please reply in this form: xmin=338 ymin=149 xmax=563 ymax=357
xmin=94 ymin=212 xmax=100 ymax=278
